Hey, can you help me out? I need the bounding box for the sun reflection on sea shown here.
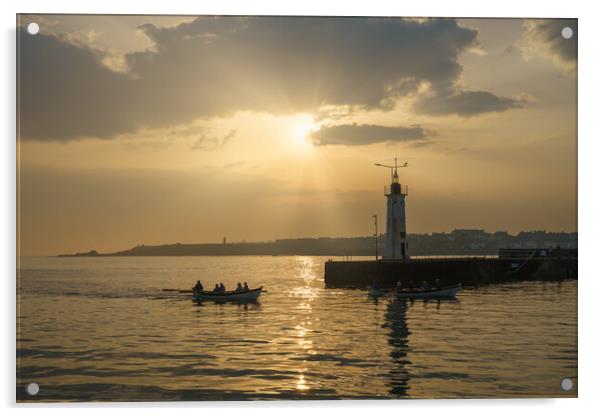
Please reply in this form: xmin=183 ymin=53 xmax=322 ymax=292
xmin=291 ymin=256 xmax=320 ymax=299
xmin=296 ymin=370 xmax=309 ymax=391
xmin=292 ymin=256 xmax=320 ymax=392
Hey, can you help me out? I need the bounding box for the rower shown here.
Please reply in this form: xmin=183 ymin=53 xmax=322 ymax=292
xmin=243 ymin=282 xmax=249 ymax=291
xmin=434 ymin=278 xmax=441 ymax=289
xmin=421 ymin=280 xmax=430 ymax=290
xmin=193 ymin=280 xmax=204 ymax=293
xmin=219 ymin=283 xmax=226 ymax=293
xmin=212 ymin=284 xmax=220 ymax=293
xmin=235 ymin=283 xmax=243 ymax=292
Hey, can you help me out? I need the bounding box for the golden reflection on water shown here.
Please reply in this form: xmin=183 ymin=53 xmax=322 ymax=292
xmin=293 ymin=256 xmax=319 ymax=392
xmin=296 ymin=370 xmax=309 ymax=391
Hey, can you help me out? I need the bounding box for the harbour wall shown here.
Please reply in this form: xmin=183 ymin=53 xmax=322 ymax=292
xmin=324 ymin=256 xmax=577 ymax=288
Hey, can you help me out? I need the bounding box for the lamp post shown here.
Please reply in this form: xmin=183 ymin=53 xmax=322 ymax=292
xmin=373 ymin=214 xmax=378 ymax=261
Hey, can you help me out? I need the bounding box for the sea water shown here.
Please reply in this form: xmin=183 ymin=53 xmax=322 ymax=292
xmin=17 ymin=255 xmax=577 ymax=401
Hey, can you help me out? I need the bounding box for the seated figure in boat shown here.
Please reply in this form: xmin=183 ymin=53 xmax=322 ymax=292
xmin=407 ymin=280 xmax=415 ymax=290
xmin=434 ymin=278 xmax=441 ymax=289
xmin=193 ymin=280 xmax=204 ymax=293
xmin=243 ymin=282 xmax=249 ymax=291
xmin=420 ymin=280 xmax=430 ymax=290
xmin=235 ymin=282 xmax=243 ymax=292
xmin=395 ymin=281 xmax=402 ymax=291
xmin=219 ymin=283 xmax=226 ymax=293
xmin=212 ymin=284 xmax=220 ymax=293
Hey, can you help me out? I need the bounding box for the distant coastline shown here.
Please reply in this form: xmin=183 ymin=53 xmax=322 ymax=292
xmin=58 ymin=229 xmax=577 ymax=257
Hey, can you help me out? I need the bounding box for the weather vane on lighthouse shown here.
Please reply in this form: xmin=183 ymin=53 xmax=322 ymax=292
xmin=375 ymin=158 xmax=409 ymax=261
xmin=375 ymin=158 xmax=408 ymax=183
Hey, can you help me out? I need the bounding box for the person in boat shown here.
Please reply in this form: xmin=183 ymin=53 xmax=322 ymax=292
xmin=395 ymin=281 xmax=402 ymax=292
xmin=408 ymin=280 xmax=414 ymax=290
xmin=193 ymin=280 xmax=204 ymax=293
xmin=212 ymin=284 xmax=220 ymax=293
xmin=434 ymin=278 xmax=441 ymax=289
xmin=235 ymin=282 xmax=243 ymax=292
xmin=420 ymin=280 xmax=430 ymax=290
xmin=243 ymin=282 xmax=249 ymax=291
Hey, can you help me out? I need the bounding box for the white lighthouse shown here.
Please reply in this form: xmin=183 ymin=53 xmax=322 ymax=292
xmin=376 ymin=159 xmax=409 ymax=260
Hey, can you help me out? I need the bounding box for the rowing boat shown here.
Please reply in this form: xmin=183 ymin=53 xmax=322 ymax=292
xmin=192 ymin=286 xmax=263 ymax=302
xmin=367 ymin=287 xmax=390 ymax=297
xmin=395 ymin=284 xmax=461 ymax=299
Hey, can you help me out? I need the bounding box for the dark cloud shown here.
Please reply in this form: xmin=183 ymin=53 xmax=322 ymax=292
xmin=19 ymin=17 xmax=523 ymax=141
xmin=308 ymin=123 xmax=428 ymax=146
xmin=415 ymin=89 xmax=525 ymax=117
xmin=18 ymin=29 xmax=135 ymax=140
xmin=520 ymin=19 xmax=577 ymax=70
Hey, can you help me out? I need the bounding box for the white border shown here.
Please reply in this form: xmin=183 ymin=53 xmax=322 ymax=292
xmin=3 ymin=1 xmax=600 ymax=414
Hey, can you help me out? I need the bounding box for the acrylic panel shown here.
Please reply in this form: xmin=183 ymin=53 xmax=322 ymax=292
xmin=16 ymin=15 xmax=577 ymax=402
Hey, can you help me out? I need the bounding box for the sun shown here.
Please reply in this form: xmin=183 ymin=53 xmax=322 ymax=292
xmin=291 ymin=120 xmax=314 ymax=146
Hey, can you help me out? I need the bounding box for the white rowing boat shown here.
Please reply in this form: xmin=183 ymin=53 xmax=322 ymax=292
xmin=193 ymin=286 xmax=263 ymax=302
xmin=394 ymin=284 xmax=461 ymax=299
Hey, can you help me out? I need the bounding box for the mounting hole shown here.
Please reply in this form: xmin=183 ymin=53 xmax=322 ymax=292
xmin=561 ymin=26 xmax=573 ymax=40
xmin=560 ymin=378 xmax=573 ymax=391
xmin=27 ymin=22 xmax=40 ymax=35
xmin=26 ymin=382 xmax=39 ymax=396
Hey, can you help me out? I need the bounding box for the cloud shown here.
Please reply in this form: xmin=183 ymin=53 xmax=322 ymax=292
xmin=19 ymin=17 xmax=524 ymax=141
xmin=519 ymin=19 xmax=577 ymax=70
xmin=308 ymin=123 xmax=429 ymax=146
xmin=18 ymin=28 xmax=135 ymax=140
xmin=191 ymin=129 xmax=236 ymax=150
xmin=415 ymin=89 xmax=526 ymax=117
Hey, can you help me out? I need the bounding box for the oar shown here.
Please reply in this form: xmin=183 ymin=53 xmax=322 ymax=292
xmin=161 ymin=288 xmax=193 ymax=293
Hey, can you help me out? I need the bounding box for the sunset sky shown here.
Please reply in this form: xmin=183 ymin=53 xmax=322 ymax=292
xmin=17 ymin=15 xmax=577 ymax=255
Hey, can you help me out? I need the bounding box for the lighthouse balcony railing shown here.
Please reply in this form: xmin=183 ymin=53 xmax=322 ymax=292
xmin=384 ymin=185 xmax=408 ymax=196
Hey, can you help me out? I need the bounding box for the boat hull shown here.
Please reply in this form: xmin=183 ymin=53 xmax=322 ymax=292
xmin=193 ymin=287 xmax=262 ymax=302
xmin=367 ymin=287 xmax=389 ymax=297
xmin=395 ymin=284 xmax=461 ymax=299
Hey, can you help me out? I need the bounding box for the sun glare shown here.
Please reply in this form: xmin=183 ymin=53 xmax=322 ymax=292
xmin=291 ymin=121 xmax=314 ymax=146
